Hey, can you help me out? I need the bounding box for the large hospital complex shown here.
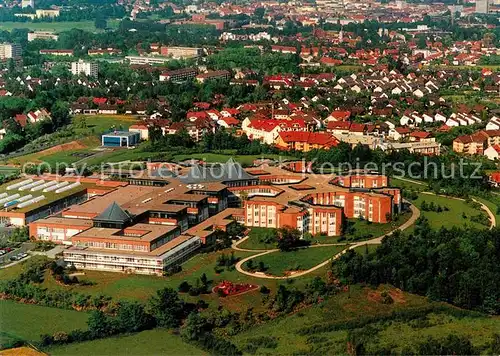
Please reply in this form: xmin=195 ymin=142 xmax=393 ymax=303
xmin=0 ymin=159 xmax=401 ymax=275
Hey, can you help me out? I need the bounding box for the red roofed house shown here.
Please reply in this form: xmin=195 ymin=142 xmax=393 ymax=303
xmin=320 ymin=57 xmax=343 ymax=66
xmin=241 ymin=118 xmax=307 ymax=145
xmin=488 ymin=172 xmax=500 ymax=187
xmin=326 ymin=110 xmax=351 ymax=122
xmin=217 ymin=116 xmax=239 ymax=129
xmin=326 ymin=121 xmax=351 ymax=135
xmin=409 ymin=131 xmax=433 ymax=142
xmin=276 ymin=131 xmax=338 ymax=152
xmin=93 ymin=97 xmax=107 ymax=106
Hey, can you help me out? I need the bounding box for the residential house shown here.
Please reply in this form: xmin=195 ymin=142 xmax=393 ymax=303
xmin=275 ymin=131 xmax=338 ymax=152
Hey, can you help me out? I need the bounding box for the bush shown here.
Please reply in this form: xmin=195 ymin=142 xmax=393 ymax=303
xmin=178 ymin=281 xmax=192 ymax=293
xmin=259 ymin=286 xmax=270 ymax=294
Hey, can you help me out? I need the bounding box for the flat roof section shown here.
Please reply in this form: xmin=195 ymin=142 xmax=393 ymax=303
xmin=73 ymin=223 xmax=179 ymax=243
xmin=102 ymin=131 xmax=139 ymax=138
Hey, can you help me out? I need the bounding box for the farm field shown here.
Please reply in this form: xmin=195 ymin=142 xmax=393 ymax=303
xmin=0 ymin=300 xmax=89 ymax=345
xmin=46 ymin=329 xmax=205 ymax=356
xmin=0 ymin=20 xmax=120 ymax=32
xmin=411 ymin=193 xmax=490 ymax=230
xmin=243 ymin=245 xmax=346 ymax=277
xmin=230 ymin=284 xmax=500 ymax=355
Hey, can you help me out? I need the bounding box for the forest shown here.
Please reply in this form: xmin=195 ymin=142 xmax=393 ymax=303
xmin=332 ymin=217 xmax=500 ymax=314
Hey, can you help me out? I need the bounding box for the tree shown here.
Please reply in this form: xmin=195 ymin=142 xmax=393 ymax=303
xmin=116 ymin=302 xmax=153 ymax=332
xmin=147 ymin=287 xmax=186 ymax=328
xmin=50 ymin=101 xmax=70 ymax=129
xmin=276 ymin=226 xmax=304 ymax=251
xmin=87 ymin=310 xmax=113 ymax=338
xmin=181 ymin=312 xmax=209 ymax=341
xmin=95 ymin=16 xmax=108 ymax=30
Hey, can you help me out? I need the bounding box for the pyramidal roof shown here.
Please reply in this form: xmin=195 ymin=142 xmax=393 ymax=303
xmin=95 ymin=202 xmax=131 ymax=222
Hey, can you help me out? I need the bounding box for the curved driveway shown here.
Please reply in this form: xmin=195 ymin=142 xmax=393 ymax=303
xmin=233 ymin=203 xmax=420 ymax=280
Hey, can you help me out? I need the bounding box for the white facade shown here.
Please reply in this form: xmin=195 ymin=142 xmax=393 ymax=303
xmin=0 ymin=43 xmax=22 ymax=59
xmin=64 ymin=236 xmax=201 ymax=275
xmin=71 ymin=60 xmax=99 ymax=78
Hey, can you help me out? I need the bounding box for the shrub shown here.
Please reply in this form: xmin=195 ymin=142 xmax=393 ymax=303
xmin=178 ymin=281 xmax=192 ymax=293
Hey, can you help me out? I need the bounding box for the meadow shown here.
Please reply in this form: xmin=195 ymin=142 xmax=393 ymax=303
xmin=0 ymin=20 xmax=120 ymax=33
xmin=0 ymin=300 xmax=89 ymax=345
xmin=243 ymin=245 xmax=347 ymax=277
xmin=411 ymin=193 xmax=490 ymax=230
xmin=46 ymin=329 xmax=205 ymax=356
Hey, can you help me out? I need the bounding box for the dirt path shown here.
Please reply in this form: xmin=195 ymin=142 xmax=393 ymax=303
xmin=233 ymin=203 xmax=420 ymax=280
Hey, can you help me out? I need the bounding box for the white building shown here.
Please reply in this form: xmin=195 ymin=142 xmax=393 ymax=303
xmin=21 ymin=0 xmax=34 ymax=8
xmin=28 ymin=31 xmax=58 ymax=42
xmin=476 ymin=0 xmax=490 ymax=13
xmin=71 ymin=60 xmax=98 ymax=78
xmin=0 ymin=43 xmax=22 ymax=59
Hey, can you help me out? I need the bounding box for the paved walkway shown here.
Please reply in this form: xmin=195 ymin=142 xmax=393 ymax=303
xmin=233 ymin=203 xmax=420 ymax=280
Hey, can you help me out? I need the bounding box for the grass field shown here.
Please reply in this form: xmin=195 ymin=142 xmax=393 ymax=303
xmin=231 ymin=284 xmax=500 ymax=354
xmin=8 ymin=115 xmax=140 ymax=167
xmin=0 ymin=166 xmax=19 ymax=177
xmin=0 ymin=20 xmax=120 ymax=33
xmin=411 ymin=193 xmax=488 ymax=230
xmin=72 ymin=115 xmax=139 ymax=137
xmin=238 ymin=227 xmax=278 ymax=250
xmin=46 ymin=329 xmax=205 ymax=356
xmin=474 ymin=196 xmax=500 ymax=226
xmin=243 ymin=245 xmax=346 ymax=277
xmin=0 ymin=300 xmax=89 ymax=345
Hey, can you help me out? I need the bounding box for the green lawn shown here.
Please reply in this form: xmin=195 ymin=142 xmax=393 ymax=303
xmin=231 ymin=284 xmax=500 ymax=355
xmin=0 ymin=20 xmax=120 ymax=33
xmin=353 ymin=243 xmax=378 ymax=255
xmin=473 ymin=196 xmax=499 ymax=227
xmin=0 ymin=300 xmax=89 ymax=345
xmin=238 ymin=227 xmax=278 ymax=250
xmin=0 ymin=166 xmax=19 ymax=177
xmin=243 ymin=245 xmax=346 ymax=277
xmin=411 ymin=193 xmax=489 ymax=230
xmin=72 ymin=115 xmax=139 ymax=137
xmin=390 ymin=177 xmax=428 ymax=191
xmin=46 ymin=329 xmax=205 ymax=356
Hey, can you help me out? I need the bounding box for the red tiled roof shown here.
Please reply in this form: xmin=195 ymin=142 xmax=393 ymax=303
xmin=14 ymin=114 xmax=28 ymax=128
xmin=329 ymin=110 xmax=351 ymax=121
xmin=410 ymin=131 xmax=431 ymax=139
xmin=221 ymin=117 xmax=239 ymax=125
xmin=278 ymin=131 xmax=338 ymax=146
xmin=327 ymin=121 xmax=350 ymax=130
xmin=349 ymin=123 xmax=366 ymax=132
